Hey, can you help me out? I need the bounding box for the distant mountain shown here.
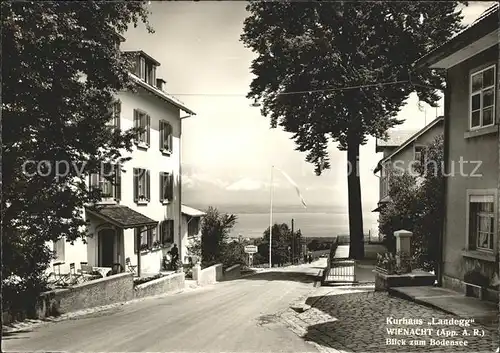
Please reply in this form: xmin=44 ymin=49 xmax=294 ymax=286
xmin=181 ymin=201 xmax=377 ymax=215
xmin=181 ymin=169 xmax=379 ymax=214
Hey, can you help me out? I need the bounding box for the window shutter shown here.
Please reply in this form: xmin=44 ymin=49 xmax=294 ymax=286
xmin=147 ymin=228 xmax=153 ymax=249
xmin=170 ymin=220 xmax=175 ymax=243
xmin=159 ymin=221 xmax=164 ymax=244
xmin=133 ymin=57 xmax=140 ymax=76
xmin=159 ymin=121 xmax=164 ymax=151
xmin=146 ymin=170 xmax=151 ymax=201
xmin=159 ymin=172 xmax=164 ymax=202
xmin=115 ymin=101 xmax=121 ymax=129
xmin=168 ymin=173 xmax=174 ymax=200
xmin=146 ymin=115 xmax=151 ymax=145
xmin=115 ymin=166 xmax=121 ymax=201
xmin=167 ymin=124 xmax=173 ymax=151
xmin=133 ymin=168 xmax=138 ymax=202
xmin=133 ymin=110 xmax=139 ymax=141
xmin=140 ymin=57 xmax=146 ymax=79
xmin=134 ymin=228 xmax=138 ymax=254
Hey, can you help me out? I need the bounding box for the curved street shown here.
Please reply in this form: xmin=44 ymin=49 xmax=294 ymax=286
xmin=3 ymin=262 xmax=325 ymax=353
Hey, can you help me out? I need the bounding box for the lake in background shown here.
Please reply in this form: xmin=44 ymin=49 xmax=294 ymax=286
xmin=229 ymin=211 xmax=380 ymax=239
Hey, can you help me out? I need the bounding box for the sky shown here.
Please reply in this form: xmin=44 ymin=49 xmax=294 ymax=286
xmin=122 ymin=1 xmax=496 ymax=210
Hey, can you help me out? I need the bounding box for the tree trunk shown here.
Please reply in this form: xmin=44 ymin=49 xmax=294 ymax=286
xmin=347 ymin=139 xmax=365 ymax=260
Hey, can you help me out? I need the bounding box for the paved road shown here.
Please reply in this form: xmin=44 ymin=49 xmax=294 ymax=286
xmin=3 ymin=261 xmax=326 ymax=353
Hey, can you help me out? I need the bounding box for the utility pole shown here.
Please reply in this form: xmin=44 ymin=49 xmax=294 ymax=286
xmin=291 ymin=218 xmax=294 ymax=264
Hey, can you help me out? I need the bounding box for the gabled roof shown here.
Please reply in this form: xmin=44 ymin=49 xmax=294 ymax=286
xmin=181 ymin=205 xmax=205 ymax=217
xmin=129 ymin=73 xmax=196 ymax=116
xmin=374 ymin=116 xmax=444 ymax=173
xmin=86 ymin=205 xmax=158 ymax=229
xmin=123 ymin=50 xmax=161 ymax=66
xmin=414 ymin=4 xmax=499 ymax=69
xmin=376 ymin=130 xmax=420 ymax=152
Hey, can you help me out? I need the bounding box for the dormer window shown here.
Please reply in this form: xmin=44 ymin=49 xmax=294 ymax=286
xmin=137 ymin=56 xmax=156 ymax=86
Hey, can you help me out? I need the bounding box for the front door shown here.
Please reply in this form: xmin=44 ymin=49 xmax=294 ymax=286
xmin=98 ymin=229 xmax=115 ymax=267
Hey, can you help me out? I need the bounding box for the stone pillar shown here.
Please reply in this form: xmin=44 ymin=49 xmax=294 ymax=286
xmin=394 ymin=230 xmax=412 ymax=270
xmin=192 ymin=263 xmax=201 ymax=282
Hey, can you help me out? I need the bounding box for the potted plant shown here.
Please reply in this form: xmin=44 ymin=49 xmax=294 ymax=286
xmin=139 ymin=243 xmax=149 ymax=252
xmin=376 ymin=252 xmax=396 ymax=275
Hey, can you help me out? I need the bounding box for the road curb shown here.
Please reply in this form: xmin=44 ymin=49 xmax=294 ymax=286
xmin=279 ymin=308 xmax=350 ymax=353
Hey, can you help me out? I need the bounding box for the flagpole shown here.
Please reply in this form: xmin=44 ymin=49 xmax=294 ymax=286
xmin=269 ymin=165 xmax=274 ymax=268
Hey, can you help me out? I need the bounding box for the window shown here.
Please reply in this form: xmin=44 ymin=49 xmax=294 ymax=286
xmin=159 ymin=172 xmax=174 ymax=203
xmin=138 ymin=57 xmax=146 ymax=80
xmin=152 ymin=227 xmax=160 ymax=247
xmin=134 ymin=110 xmax=150 ymax=147
xmin=90 ymin=163 xmax=121 ymax=201
xmin=413 ymin=145 xmax=426 ymax=174
xmin=468 ymin=194 xmax=495 ymax=252
xmin=133 ymin=168 xmax=150 ymax=203
xmin=136 ymin=56 xmax=156 ymax=86
xmin=53 ymin=238 xmax=65 ymax=262
xmin=470 ymin=65 xmax=496 ymax=129
xmin=134 ymin=226 xmax=156 ymax=253
xmin=145 ymin=62 xmax=156 ymax=86
xmin=107 ymin=100 xmax=121 ymax=129
xmin=160 ymin=220 xmax=174 ymax=245
xmin=188 ymin=218 xmax=200 ymax=237
xmin=159 ymin=120 xmax=173 ymax=153
xmin=381 ymin=163 xmax=391 ymax=197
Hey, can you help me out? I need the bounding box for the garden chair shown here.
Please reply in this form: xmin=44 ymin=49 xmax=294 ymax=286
xmin=126 ymin=257 xmax=137 ymax=274
xmin=68 ymin=262 xmax=83 ymax=285
xmin=52 ymin=261 xmax=70 ymax=286
xmin=78 ymin=263 xmax=95 ymax=282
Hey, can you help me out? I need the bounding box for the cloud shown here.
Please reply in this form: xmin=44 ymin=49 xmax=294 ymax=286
xmin=181 ymin=173 xmax=229 ymax=189
xmin=226 ymin=178 xmax=266 ymax=191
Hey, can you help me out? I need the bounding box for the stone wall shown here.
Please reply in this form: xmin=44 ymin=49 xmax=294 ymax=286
xmin=193 ymin=263 xmax=224 ymax=286
xmin=134 ymin=272 xmax=185 ymax=299
xmin=36 ymin=273 xmax=134 ymax=319
xmin=4 ymin=272 xmax=187 ymax=325
xmin=222 ymin=264 xmax=241 ymax=281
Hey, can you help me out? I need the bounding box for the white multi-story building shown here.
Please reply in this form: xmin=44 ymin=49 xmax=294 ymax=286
xmin=50 ymin=49 xmax=203 ymax=276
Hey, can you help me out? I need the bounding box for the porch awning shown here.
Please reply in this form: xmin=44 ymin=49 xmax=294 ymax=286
xmin=86 ymin=205 xmax=158 ymax=229
xmin=371 ymin=196 xmax=392 ymax=212
xmin=181 ymin=205 xmax=205 ymax=217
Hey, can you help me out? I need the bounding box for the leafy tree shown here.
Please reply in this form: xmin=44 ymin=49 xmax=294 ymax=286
xmin=199 ymin=207 xmax=238 ymax=267
xmin=260 ymin=223 xmax=296 ymax=266
xmin=379 ymin=135 xmax=444 ymax=271
xmin=241 ymin=1 xmax=465 ymax=259
xmin=291 ymin=229 xmax=303 ymax=263
xmin=186 ymin=236 xmax=202 ymax=261
xmin=222 ymin=241 xmax=247 ymax=268
xmin=413 ymin=135 xmax=444 ymax=271
xmin=307 ymin=239 xmax=320 ymax=251
xmin=379 ymin=171 xmax=422 ymax=253
xmin=2 ymin=1 xmax=152 ymax=316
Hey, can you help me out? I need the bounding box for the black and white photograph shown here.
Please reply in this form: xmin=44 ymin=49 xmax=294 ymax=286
xmin=1 ymin=1 xmax=499 ymax=352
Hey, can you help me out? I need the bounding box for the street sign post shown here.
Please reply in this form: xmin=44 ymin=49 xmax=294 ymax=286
xmin=244 ymin=245 xmax=258 ymax=254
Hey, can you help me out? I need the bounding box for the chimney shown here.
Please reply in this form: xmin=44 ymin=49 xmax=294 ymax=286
xmin=156 ymin=78 xmax=166 ymax=91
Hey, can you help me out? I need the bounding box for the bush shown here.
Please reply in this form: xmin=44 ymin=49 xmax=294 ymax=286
xmin=379 ymin=135 xmax=443 ymax=272
xmin=133 ymin=273 xmax=164 ymax=286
